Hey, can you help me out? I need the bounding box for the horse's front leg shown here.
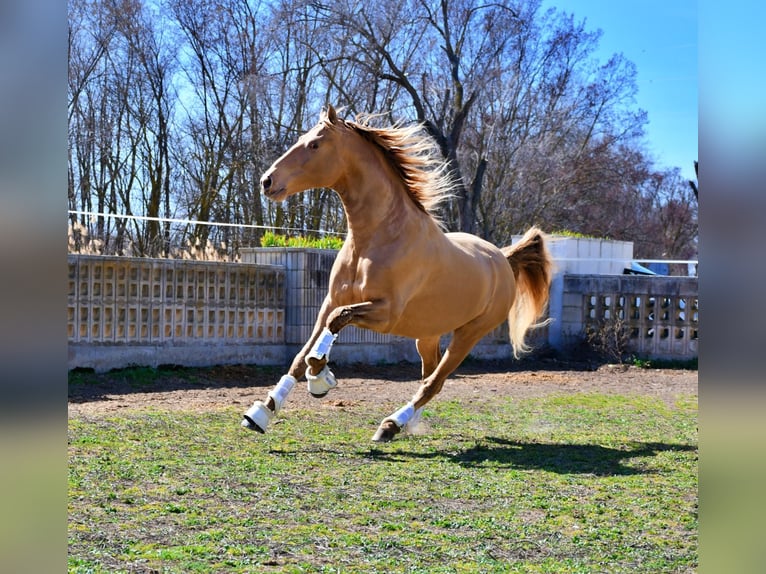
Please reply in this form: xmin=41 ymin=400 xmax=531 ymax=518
xmin=242 ymin=298 xmax=394 ymax=433
xmin=305 ymin=300 xmax=395 ymax=394
xmin=241 ymin=298 xmax=338 ymax=433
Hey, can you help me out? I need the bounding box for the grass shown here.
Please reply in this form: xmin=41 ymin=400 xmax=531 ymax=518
xmin=69 ymin=365 xmax=203 ymax=388
xmin=69 ymin=392 xmax=697 ymax=573
xmin=631 ymin=357 xmax=698 ymax=370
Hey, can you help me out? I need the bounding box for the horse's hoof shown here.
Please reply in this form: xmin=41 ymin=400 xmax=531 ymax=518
xmin=371 ymin=421 xmax=400 ymax=442
xmin=308 ymin=390 xmax=329 ymax=398
xmin=241 ymin=400 xmax=273 ymax=434
xmin=241 ymin=416 xmax=266 ymax=433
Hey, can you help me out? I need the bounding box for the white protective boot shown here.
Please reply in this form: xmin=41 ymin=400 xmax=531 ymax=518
xmin=241 ymin=374 xmax=296 ymax=433
xmin=305 ymin=328 xmax=338 ymax=397
xmin=306 ymin=364 xmax=338 ymax=397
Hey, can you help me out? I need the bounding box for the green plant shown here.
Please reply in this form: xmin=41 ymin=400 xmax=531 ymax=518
xmin=260 ymin=231 xmax=344 ymax=250
xmin=551 ymin=230 xmax=600 ymax=239
xmin=312 ymin=235 xmax=345 ymax=250
xmin=259 ymin=231 xmax=289 ymax=247
xmin=632 ymin=357 xmax=698 ymax=370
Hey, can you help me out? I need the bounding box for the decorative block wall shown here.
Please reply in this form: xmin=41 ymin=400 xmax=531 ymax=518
xmin=68 ymin=255 xmax=285 ymax=344
xmin=243 ymin=248 xmax=355 ymax=344
xmin=69 ymin=247 xmax=699 ymax=371
xmin=561 ymin=275 xmax=699 ymax=360
xmin=68 ymin=255 xmax=286 ymax=370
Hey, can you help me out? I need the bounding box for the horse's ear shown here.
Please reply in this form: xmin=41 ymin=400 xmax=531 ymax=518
xmin=325 ymin=104 xmax=337 ymax=124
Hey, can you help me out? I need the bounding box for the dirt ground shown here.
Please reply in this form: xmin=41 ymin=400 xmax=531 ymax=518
xmin=68 ymin=359 xmax=697 ymax=418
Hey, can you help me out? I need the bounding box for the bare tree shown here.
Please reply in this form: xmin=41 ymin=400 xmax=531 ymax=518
xmin=472 ymin=8 xmax=648 ymax=245
xmin=171 ymin=0 xmax=251 ymax=250
xmin=122 ymin=6 xmax=176 ymax=257
xmin=70 ymin=0 xmax=177 ymax=256
xmin=68 ymin=0 xmax=143 ymax=254
xmin=67 ymin=0 xmax=696 ymax=260
xmin=317 ymin=0 xmax=526 ymax=233
xmin=638 ymin=167 xmax=698 ymax=259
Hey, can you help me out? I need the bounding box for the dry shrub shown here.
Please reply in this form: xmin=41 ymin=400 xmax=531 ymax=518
xmin=585 ymin=316 xmax=631 ymax=364
xmin=67 ymin=220 xmax=238 ymax=261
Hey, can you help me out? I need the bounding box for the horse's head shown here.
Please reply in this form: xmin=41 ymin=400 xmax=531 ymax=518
xmin=260 ymin=105 xmax=346 ymax=202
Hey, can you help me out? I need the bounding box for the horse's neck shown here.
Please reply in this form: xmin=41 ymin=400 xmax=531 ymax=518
xmin=336 ymin=151 xmax=426 ymax=248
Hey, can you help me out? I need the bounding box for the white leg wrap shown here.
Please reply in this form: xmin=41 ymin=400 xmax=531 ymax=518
xmin=306 ymin=365 xmax=337 ymax=397
xmin=241 ymin=374 xmax=296 ymax=432
xmin=306 ymin=328 xmax=338 ymax=362
xmin=267 ymin=374 xmax=296 ymax=414
xmin=388 ymin=402 xmax=416 ymax=429
xmin=241 ymin=400 xmax=273 ymax=431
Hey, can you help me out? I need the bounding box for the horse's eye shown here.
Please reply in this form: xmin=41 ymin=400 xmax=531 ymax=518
xmin=308 ymin=141 xmax=319 ymax=150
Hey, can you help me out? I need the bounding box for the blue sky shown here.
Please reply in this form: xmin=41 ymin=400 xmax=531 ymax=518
xmin=542 ymin=0 xmax=698 ymax=182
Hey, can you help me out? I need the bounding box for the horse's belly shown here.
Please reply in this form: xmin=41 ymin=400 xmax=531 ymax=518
xmin=329 ymin=233 xmax=514 ymax=339
xmin=388 ymin=304 xmax=481 ymax=338
xmin=388 ymin=269 xmax=514 ymax=338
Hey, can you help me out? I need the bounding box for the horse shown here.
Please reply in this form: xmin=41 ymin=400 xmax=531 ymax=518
xmin=242 ymin=105 xmax=552 ymax=442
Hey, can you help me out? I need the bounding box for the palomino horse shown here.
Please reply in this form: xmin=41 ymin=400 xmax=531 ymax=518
xmin=242 ymin=105 xmax=552 ymax=442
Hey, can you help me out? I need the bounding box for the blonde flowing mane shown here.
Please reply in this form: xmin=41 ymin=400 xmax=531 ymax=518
xmin=339 ymin=115 xmax=456 ymax=220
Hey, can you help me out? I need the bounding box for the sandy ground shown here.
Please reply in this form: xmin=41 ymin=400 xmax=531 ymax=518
xmin=68 ymin=359 xmax=697 ymax=418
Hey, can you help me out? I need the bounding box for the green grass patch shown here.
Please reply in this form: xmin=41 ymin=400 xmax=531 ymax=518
xmin=631 ymin=357 xmax=698 ymax=370
xmin=69 ymin=393 xmax=697 ymax=573
xmin=260 ymin=231 xmax=344 ymax=250
xmin=68 ymin=365 xmax=198 ymax=388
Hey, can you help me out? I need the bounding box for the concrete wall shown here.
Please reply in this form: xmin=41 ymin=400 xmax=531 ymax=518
xmin=68 ymin=245 xmax=699 ymax=372
xmin=513 ymin=235 xmax=634 ymax=350
xmin=560 ymin=274 xmax=699 ymax=360
xmin=68 ymin=255 xmax=287 ymax=371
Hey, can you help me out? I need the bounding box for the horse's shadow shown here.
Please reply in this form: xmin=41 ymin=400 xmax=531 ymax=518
xmin=364 ymin=437 xmax=697 ymax=476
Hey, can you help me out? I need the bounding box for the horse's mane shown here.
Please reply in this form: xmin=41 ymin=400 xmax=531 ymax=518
xmin=339 ymin=115 xmax=456 ymax=221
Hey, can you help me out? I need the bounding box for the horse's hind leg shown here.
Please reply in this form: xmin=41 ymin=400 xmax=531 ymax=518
xmin=416 ymin=336 xmax=442 ymax=379
xmin=372 ymin=327 xmax=487 ymax=442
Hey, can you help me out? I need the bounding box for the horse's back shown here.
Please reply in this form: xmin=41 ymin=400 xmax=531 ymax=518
xmin=444 ymin=232 xmax=513 ymax=276
xmin=445 ymin=231 xmax=504 ymax=258
xmin=384 ymin=231 xmax=515 ymax=337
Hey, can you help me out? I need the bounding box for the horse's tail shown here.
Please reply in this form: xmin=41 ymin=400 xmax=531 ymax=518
xmin=501 ymin=227 xmax=553 ymax=358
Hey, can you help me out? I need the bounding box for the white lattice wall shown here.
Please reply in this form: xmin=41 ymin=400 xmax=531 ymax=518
xmin=69 ymin=250 xmax=699 ymax=371
xmin=68 ymin=255 xmax=286 ymax=343
xmin=68 ymin=255 xmax=287 ymax=370
xmin=561 ymin=275 xmax=699 ymax=360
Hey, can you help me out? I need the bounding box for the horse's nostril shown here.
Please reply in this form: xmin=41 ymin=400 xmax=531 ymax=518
xmin=261 ymin=176 xmax=272 ymax=191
